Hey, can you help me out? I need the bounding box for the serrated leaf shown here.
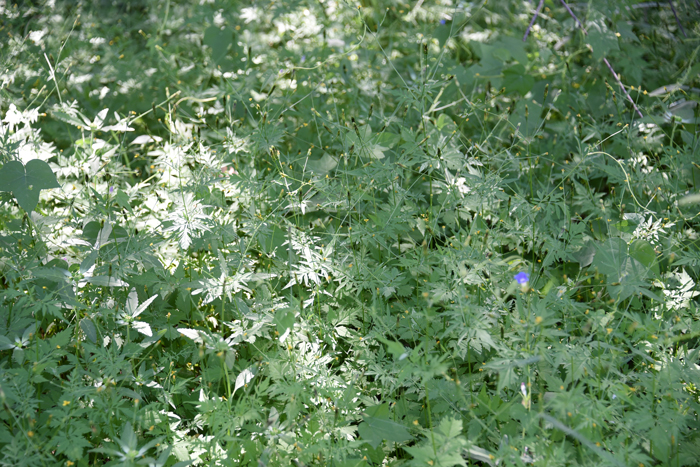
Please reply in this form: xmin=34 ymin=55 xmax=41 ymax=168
xmin=358 ymin=416 xmax=412 ymax=448
xmin=51 ymin=109 xmax=87 ymax=128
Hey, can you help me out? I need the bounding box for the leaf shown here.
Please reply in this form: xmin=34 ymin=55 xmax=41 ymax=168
xmin=306 ymin=153 xmax=338 ymax=176
xmin=114 ymin=189 xmax=133 ymax=213
xmin=233 ymin=367 xmax=255 ymax=395
xmin=51 ymin=108 xmax=87 ymax=128
xmin=592 ymin=238 xmax=628 ymax=277
xmin=437 ymin=417 xmax=463 ymax=440
xmin=629 ymin=239 xmax=659 ymax=277
xmin=13 ymin=348 xmax=24 ymax=365
xmin=573 ymin=242 xmax=596 ymax=268
xmin=0 ymin=160 xmax=60 ymax=213
xmin=0 ymin=335 xmax=14 ymax=351
xmin=463 ymin=445 xmax=496 ymax=467
xmin=503 ymin=64 xmax=534 ymax=95
xmin=404 ymin=418 xmax=467 ymax=466
xmin=80 ymin=318 xmax=97 ymax=344
xmin=587 ymin=23 xmax=619 ymax=61
xmin=375 ymin=335 xmax=408 ymax=360
xmin=539 ymin=413 xmax=627 ymax=467
xmin=125 ymin=288 xmax=158 ymax=318
xmin=177 ymin=328 xmax=205 ymax=344
xmin=358 ymin=416 xmax=413 ymax=448
xmin=132 ymin=321 xmax=153 ymax=337
xmin=274 ymin=308 xmax=295 ymax=334
xmin=607 ymin=257 xmax=662 ymax=302
xmin=433 ymin=24 xmax=452 ymax=49
xmin=32 ymin=267 xmax=70 ymax=282
xmin=81 ymin=275 xmax=128 ymax=287
xmin=592 ymin=238 xmax=662 ymax=301
xmin=678 ymin=193 xmax=700 ymax=205
xmin=80 ymin=250 xmax=99 ymax=274
xmin=130 ymin=134 xmax=162 ymax=145
xmin=346 ymin=125 xmax=387 ymax=160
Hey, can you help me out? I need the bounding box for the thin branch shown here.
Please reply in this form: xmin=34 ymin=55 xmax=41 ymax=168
xmin=603 ymin=57 xmax=644 ymax=119
xmin=523 ymin=0 xmax=545 ymax=42
xmin=667 ymin=0 xmax=688 ymax=38
xmin=559 ymin=0 xmax=585 ymax=32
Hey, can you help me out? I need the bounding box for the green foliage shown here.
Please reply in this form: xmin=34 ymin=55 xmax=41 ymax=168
xmin=1 ymin=0 xmax=700 ymax=466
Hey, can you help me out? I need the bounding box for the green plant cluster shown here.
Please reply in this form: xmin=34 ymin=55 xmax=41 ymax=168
xmin=1 ymin=0 xmax=700 ymax=465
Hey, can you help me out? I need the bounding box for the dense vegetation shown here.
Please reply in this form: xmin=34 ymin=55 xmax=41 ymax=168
xmin=1 ymin=0 xmax=700 ymax=465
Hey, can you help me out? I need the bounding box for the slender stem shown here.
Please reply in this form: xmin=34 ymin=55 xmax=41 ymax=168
xmin=523 ymin=0 xmax=545 ymax=42
xmin=667 ymin=0 xmax=687 ymax=38
xmin=559 ymin=0 xmax=585 ymax=32
xmin=603 ymin=58 xmax=644 ymax=118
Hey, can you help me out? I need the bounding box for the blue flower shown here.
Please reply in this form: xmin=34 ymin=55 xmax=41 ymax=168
xmin=514 ymin=272 xmax=530 ymax=285
xmin=440 ymin=19 xmax=446 ymax=25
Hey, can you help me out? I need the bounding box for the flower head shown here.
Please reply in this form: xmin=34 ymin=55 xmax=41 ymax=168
xmin=514 ymin=272 xmax=530 ymax=285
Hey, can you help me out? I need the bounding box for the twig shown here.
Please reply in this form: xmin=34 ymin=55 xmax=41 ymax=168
xmin=667 ymin=0 xmax=687 ymax=38
xmin=523 ymin=0 xmax=545 ymax=41
xmin=603 ymin=57 xmax=644 ymax=118
xmin=559 ymin=0 xmax=585 ymax=32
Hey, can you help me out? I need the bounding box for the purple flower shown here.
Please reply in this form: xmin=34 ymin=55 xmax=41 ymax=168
xmin=109 ymin=186 xmax=114 ymax=194
xmin=301 ymin=55 xmax=306 ymax=63
xmin=514 ymin=272 xmax=530 ymax=285
xmin=440 ymin=19 xmax=446 ymax=25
